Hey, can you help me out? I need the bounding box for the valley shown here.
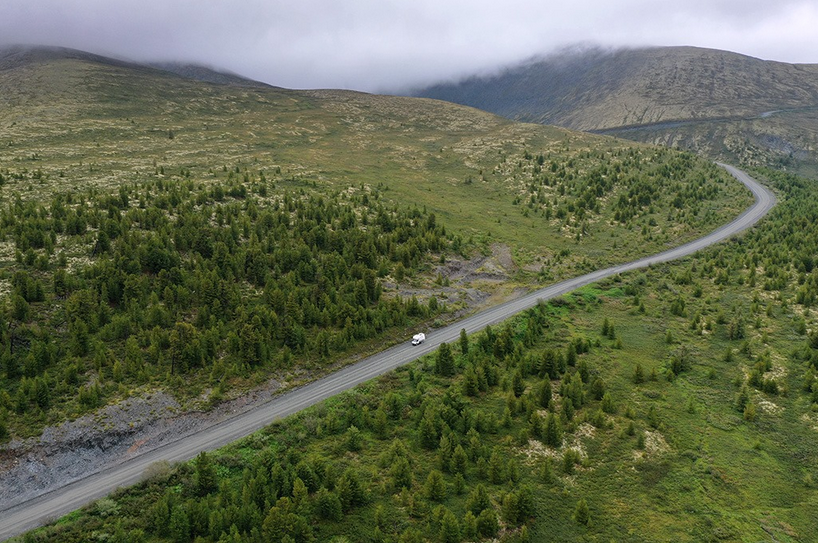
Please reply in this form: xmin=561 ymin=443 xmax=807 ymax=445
xmin=1 ymin=45 xmax=817 ymax=542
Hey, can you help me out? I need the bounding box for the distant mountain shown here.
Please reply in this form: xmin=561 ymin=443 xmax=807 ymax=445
xmin=0 ymin=45 xmax=269 ymax=89
xmin=412 ymin=46 xmax=818 ymax=175
xmin=0 ymin=44 xmax=149 ymax=73
xmin=147 ymin=62 xmax=273 ymax=88
xmin=412 ymin=46 xmax=818 ymax=131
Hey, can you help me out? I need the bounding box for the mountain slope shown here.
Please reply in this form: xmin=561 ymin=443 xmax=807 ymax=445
xmin=0 ymin=45 xmax=146 ymax=72
xmin=412 ymin=46 xmax=818 ymax=175
xmin=0 ymin=45 xmax=270 ymax=88
xmin=0 ymin=46 xmax=749 ymax=264
xmin=413 ymin=46 xmax=818 ymax=131
xmin=147 ymin=61 xmax=273 ymax=88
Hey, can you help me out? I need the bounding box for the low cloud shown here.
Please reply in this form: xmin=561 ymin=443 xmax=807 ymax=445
xmin=0 ymin=0 xmax=814 ymax=92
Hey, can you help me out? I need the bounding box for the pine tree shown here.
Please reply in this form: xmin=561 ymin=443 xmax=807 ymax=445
xmin=517 ymin=484 xmax=535 ymax=519
xmin=501 ymin=491 xmax=521 ymax=525
xmin=563 ymin=397 xmax=575 ymax=421
xmin=438 ymin=434 xmax=454 ymax=472
xmin=529 ymin=411 xmax=544 ymax=439
xmin=607 ymin=320 xmax=616 ymax=340
xmin=399 ymin=528 xmax=423 ymax=543
xmin=566 ymin=343 xmax=577 ymax=366
xmin=736 ymin=385 xmax=750 ymax=412
xmin=391 ymin=456 xmax=413 ymax=490
xmin=346 ymin=424 xmax=363 ymax=452
xmin=373 ymin=408 xmax=388 ymax=439
xmin=462 ymin=367 xmax=479 ymax=396
xmin=194 ymin=451 xmax=217 ymax=496
xmin=601 ymin=391 xmax=616 ymax=414
xmin=169 ymin=505 xmax=191 ymax=543
xmin=459 ymin=328 xmax=469 ymax=355
xmin=488 ymin=450 xmax=505 ymax=484
xmin=462 ymin=511 xmax=478 ymax=539
xmin=291 ymin=477 xmax=309 ymax=515
xmin=436 ymin=342 xmax=455 ymax=377
xmin=262 ymin=497 xmax=313 ymax=542
xmin=337 ymin=469 xmax=366 ymax=511
xmin=453 ymin=473 xmax=466 ymax=495
xmin=476 ymin=508 xmax=499 ymax=538
xmin=538 ymin=380 xmax=552 ymax=408
xmin=512 ymin=370 xmax=525 ymax=397
xmin=466 ymin=484 xmax=491 ymax=515
xmin=574 ymin=497 xmax=590 ymax=525
xmin=743 ymin=402 xmax=757 ymax=421
xmin=451 ymin=444 xmax=468 ymax=476
xmin=563 ymin=449 xmax=580 ymax=474
xmin=544 ymin=412 xmax=563 ymax=448
xmin=539 ymin=457 xmax=555 ymax=483
xmin=425 ymin=469 xmax=447 ymax=502
xmin=440 ymin=508 xmax=461 ymax=543
xmin=419 ymin=411 xmax=440 ymax=449
xmin=314 ymin=487 xmax=342 ymax=521
xmin=578 ymin=358 xmax=590 ymax=383
xmin=149 ymin=492 xmax=172 ymax=536
xmin=34 ymin=376 xmax=51 ymax=410
xmin=633 ymin=363 xmax=645 ymax=384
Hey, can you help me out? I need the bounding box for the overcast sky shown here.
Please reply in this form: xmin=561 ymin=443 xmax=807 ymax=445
xmin=1 ymin=0 xmax=815 ymax=92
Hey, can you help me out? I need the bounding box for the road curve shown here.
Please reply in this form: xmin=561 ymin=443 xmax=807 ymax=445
xmin=0 ymin=164 xmax=775 ymax=541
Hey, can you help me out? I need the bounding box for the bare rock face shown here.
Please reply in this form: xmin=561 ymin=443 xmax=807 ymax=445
xmin=0 ymin=377 xmax=283 ymax=511
xmin=0 ymin=392 xmax=181 ymax=509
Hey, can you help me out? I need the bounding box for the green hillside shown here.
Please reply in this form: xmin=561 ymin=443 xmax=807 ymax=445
xmin=0 ymin=46 xmax=750 ymax=262
xmin=0 ymin=47 xmax=754 ymax=440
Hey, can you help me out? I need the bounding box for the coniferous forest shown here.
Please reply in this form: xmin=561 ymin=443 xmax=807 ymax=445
xmin=0 ymin=174 xmax=452 ymax=437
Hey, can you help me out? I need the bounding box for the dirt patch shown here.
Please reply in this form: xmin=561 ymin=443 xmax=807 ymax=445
xmin=645 ymin=430 xmax=670 ymax=455
xmin=799 ymin=412 xmax=818 ymax=431
xmin=574 ymin=422 xmax=596 ymax=441
xmin=520 ymin=439 xmax=561 ymax=463
xmin=758 ymin=399 xmax=783 ymax=416
xmin=432 ymin=243 xmax=517 ymax=285
xmin=491 ymin=243 xmax=517 ymax=274
xmin=633 ymin=430 xmax=671 ymax=460
xmin=519 ymin=423 xmax=595 ymax=465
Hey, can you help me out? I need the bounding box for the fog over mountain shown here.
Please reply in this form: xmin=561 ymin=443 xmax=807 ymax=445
xmin=411 ymin=45 xmax=818 ymax=176
xmin=412 ymin=46 xmax=818 ymax=131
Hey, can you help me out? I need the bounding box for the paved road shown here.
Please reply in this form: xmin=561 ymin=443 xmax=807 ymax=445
xmin=0 ymin=164 xmax=775 ymax=541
